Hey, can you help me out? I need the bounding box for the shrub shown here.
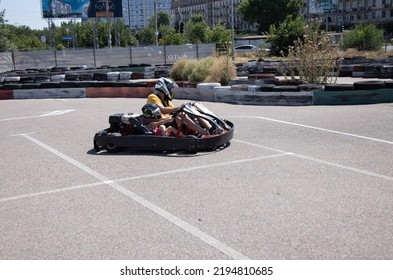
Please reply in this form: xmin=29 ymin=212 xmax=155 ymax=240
xmin=205 ymin=56 xmax=237 ymax=85
xmin=170 ymin=56 xmax=236 ymax=85
xmin=286 ymin=19 xmax=339 ymax=84
xmin=342 ymin=24 xmax=384 ymax=51
xmin=180 ymin=59 xmax=198 ymax=81
xmin=267 ymin=15 xmax=306 ymax=56
xmin=188 ymin=57 xmax=215 ymax=82
xmin=170 ymin=59 xmax=188 ymax=81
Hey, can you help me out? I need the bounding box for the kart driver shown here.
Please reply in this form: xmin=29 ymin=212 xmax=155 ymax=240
xmin=146 ymin=77 xmax=214 ymax=136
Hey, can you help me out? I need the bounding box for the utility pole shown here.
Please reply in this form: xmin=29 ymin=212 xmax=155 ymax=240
xmin=105 ymin=0 xmax=112 ymax=49
xmin=154 ymin=1 xmax=158 ymax=46
xmin=231 ymin=0 xmax=235 ymax=60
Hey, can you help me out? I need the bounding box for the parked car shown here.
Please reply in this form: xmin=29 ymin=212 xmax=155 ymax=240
xmin=234 ymin=45 xmax=257 ymax=52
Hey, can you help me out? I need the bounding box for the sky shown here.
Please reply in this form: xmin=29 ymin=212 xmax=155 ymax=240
xmin=0 ymin=0 xmax=69 ymax=30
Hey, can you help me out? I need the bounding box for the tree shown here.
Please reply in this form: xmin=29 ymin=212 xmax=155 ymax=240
xmin=6 ymin=25 xmax=46 ymax=50
xmin=158 ymin=25 xmax=186 ymax=45
xmin=206 ymin=23 xmax=231 ymax=49
xmin=137 ymin=27 xmax=155 ymax=46
xmin=185 ymin=14 xmax=208 ymax=44
xmin=267 ymin=14 xmax=305 ymax=56
xmin=342 ymin=24 xmax=384 ymax=51
xmin=148 ymin=10 xmax=171 ymax=29
xmin=0 ymin=9 xmax=14 ymax=51
xmin=237 ymin=0 xmax=303 ymax=33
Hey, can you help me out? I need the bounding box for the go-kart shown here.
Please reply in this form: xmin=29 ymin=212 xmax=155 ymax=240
xmin=93 ymin=102 xmax=234 ymax=154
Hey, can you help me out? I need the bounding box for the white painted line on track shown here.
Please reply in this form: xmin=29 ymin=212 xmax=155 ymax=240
xmin=1 ymin=143 xmax=289 ymax=203
xmin=229 ymin=116 xmax=393 ymax=145
xmin=0 ymin=109 xmax=75 ymax=122
xmin=13 ymin=133 xmax=291 ymax=260
xmin=0 ymin=181 xmax=105 ymax=203
xmin=234 ymin=139 xmax=393 ymax=182
xmin=257 ymin=116 xmax=393 ymax=145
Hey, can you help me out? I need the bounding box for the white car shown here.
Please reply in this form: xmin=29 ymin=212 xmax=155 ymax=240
xmin=234 ymin=45 xmax=257 ymax=52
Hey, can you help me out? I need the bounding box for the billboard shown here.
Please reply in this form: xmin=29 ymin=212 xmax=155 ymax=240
xmin=309 ymin=0 xmax=338 ymax=14
xmin=41 ymin=0 xmax=123 ymax=19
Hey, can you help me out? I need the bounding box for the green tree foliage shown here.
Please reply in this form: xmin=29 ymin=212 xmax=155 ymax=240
xmin=6 ymin=25 xmax=45 ymax=50
xmin=148 ymin=10 xmax=171 ymax=28
xmin=137 ymin=27 xmax=156 ymax=46
xmin=185 ymin=14 xmax=208 ymax=44
xmin=342 ymin=24 xmax=384 ymax=51
xmin=53 ymin=19 xmax=137 ymax=49
xmin=237 ymin=0 xmax=303 ymax=32
xmin=267 ymin=15 xmax=305 ymax=56
xmin=158 ymin=26 xmax=186 ymax=45
xmin=206 ymin=23 xmax=231 ymax=49
xmin=0 ymin=9 xmax=15 ymax=51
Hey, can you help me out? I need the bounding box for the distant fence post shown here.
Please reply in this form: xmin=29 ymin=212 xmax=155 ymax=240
xmin=164 ymin=45 xmax=167 ymax=64
xmin=130 ymin=46 xmax=133 ymax=65
xmin=93 ymin=47 xmax=97 ymax=68
xmin=11 ymin=50 xmax=16 ymax=70
xmin=54 ymin=49 xmax=58 ymax=67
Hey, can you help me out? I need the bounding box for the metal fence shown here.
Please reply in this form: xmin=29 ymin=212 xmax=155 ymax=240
xmin=0 ymin=44 xmax=216 ymax=73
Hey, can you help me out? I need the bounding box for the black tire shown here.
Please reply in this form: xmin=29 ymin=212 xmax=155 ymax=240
xmin=40 ymin=82 xmax=60 ymax=88
xmin=272 ymin=85 xmax=299 ymax=92
xmin=324 ymin=84 xmax=354 ymax=91
xmin=298 ymin=84 xmax=325 ymax=91
xmin=2 ymin=83 xmax=22 ymax=90
xmin=21 ymin=83 xmax=41 ymax=89
xmin=353 ymin=81 xmax=385 ymax=90
xmin=60 ymin=81 xmax=79 ymax=88
xmin=384 ymin=80 xmax=393 ymax=88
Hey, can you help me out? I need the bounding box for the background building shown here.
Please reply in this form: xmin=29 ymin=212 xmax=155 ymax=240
xmin=170 ymin=0 xmax=257 ymax=33
xmin=303 ymin=0 xmax=393 ymax=31
xmin=122 ymin=0 xmax=171 ymax=31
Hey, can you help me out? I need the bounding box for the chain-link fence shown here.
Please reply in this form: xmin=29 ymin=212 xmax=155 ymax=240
xmin=0 ymin=44 xmax=216 ymax=73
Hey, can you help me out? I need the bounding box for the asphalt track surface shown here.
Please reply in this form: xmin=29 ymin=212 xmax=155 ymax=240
xmin=0 ymin=98 xmax=392 ymax=260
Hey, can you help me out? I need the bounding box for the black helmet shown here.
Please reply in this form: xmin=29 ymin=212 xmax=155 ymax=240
xmin=154 ymin=77 xmax=178 ymax=101
xmin=142 ymin=103 xmax=162 ymax=119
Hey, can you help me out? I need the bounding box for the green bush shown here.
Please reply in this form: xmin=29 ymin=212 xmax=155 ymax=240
xmin=342 ymin=24 xmax=384 ymax=51
xmin=205 ymin=56 xmax=237 ymax=86
xmin=170 ymin=56 xmax=236 ymax=85
xmin=267 ymin=14 xmax=306 ymax=56
xmin=170 ymin=59 xmax=187 ymax=81
xmin=286 ymin=19 xmax=339 ymax=84
xmin=188 ymin=57 xmax=215 ymax=82
xmin=180 ymin=60 xmax=198 ymax=81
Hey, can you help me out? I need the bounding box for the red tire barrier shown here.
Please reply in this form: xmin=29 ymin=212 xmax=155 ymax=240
xmin=0 ymin=89 xmax=14 ymax=100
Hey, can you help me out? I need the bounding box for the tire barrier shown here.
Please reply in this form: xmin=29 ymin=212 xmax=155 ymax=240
xmin=353 ymin=80 xmax=385 ymax=90
xmin=2 ymin=62 xmax=393 ymax=105
xmin=324 ymin=83 xmax=354 ymax=91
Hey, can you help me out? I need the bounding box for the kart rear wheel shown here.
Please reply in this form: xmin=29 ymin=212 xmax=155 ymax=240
xmin=104 ymin=133 xmax=122 ymax=153
xmin=105 ymin=143 xmax=122 ymax=153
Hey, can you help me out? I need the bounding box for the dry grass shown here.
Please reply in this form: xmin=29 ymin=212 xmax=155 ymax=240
xmin=170 ymin=55 xmax=236 ymax=85
xmin=339 ymin=48 xmax=393 ymax=59
xmin=235 ymin=48 xmax=393 ymax=63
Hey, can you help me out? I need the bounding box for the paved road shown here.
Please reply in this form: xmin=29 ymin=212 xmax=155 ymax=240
xmin=0 ymin=98 xmax=392 ymax=260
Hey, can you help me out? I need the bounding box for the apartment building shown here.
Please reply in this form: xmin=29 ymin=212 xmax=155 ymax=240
xmin=303 ymin=0 xmax=393 ymax=30
xmin=170 ymin=0 xmax=257 ymax=32
xmin=122 ymin=0 xmax=171 ymax=30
